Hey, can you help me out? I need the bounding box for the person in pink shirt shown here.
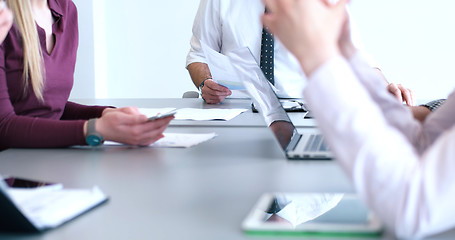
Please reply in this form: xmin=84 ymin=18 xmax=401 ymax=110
xmin=0 ymin=0 xmax=173 ymax=150
xmin=262 ymin=0 xmax=455 ymax=238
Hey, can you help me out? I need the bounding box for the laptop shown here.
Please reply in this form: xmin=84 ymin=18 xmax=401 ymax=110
xmin=228 ymin=47 xmax=332 ymax=160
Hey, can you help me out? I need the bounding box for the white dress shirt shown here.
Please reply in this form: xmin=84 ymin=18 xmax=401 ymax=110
xmin=187 ymin=0 xmax=307 ymax=98
xmin=303 ymin=52 xmax=455 ymax=238
xmin=187 ymin=0 xmax=366 ymax=98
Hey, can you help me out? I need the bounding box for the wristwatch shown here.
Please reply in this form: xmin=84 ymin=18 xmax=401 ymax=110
xmin=198 ymin=79 xmax=206 ymax=93
xmin=199 ymin=77 xmax=213 ymax=92
xmin=85 ymin=118 xmax=104 ymax=146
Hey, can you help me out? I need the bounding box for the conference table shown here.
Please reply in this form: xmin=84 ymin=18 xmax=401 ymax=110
xmin=0 ymin=98 xmax=454 ymax=240
xmin=74 ymin=98 xmax=318 ymax=127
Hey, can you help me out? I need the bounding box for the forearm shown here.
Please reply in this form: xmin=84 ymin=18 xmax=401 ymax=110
xmin=422 ymin=95 xmax=455 ymax=146
xmin=187 ymin=62 xmax=212 ymax=89
xmin=61 ymin=101 xmax=111 ymax=120
xmin=410 ymin=106 xmax=431 ymax=123
xmin=348 ymin=52 xmax=423 ymax=148
xmin=304 ymin=57 xmax=412 ymax=233
xmin=0 ymin=116 xmax=86 ymax=149
xmin=303 ymin=56 xmax=407 ymax=177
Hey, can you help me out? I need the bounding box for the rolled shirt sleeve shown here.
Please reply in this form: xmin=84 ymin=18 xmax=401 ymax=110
xmin=303 ymin=55 xmax=455 ymax=238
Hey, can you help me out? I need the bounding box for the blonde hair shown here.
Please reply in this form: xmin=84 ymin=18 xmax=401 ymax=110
xmin=7 ymin=0 xmax=45 ymax=101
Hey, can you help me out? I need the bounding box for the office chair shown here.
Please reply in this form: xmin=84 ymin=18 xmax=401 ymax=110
xmin=182 ymin=91 xmax=200 ymax=98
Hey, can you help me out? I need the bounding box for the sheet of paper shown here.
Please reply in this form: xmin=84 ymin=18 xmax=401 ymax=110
xmin=8 ymin=186 xmax=107 ymax=229
xmin=200 ymin=42 xmax=245 ymax=90
xmin=138 ymin=108 xmax=176 ymax=118
xmin=151 ymin=132 xmax=217 ymax=148
xmin=227 ymin=47 xmax=290 ymax=125
xmin=105 ymin=132 xmax=217 ymax=148
xmin=174 ymin=108 xmax=248 ymax=121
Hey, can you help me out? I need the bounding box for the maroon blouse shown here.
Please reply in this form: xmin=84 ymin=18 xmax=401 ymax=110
xmin=0 ymin=0 xmax=108 ymax=150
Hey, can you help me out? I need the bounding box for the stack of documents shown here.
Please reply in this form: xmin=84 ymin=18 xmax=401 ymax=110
xmin=200 ymin=41 xmax=245 ymax=90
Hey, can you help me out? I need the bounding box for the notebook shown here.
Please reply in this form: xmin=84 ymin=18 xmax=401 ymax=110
xmin=228 ymin=47 xmax=332 ymax=160
xmin=0 ymin=176 xmax=108 ymax=232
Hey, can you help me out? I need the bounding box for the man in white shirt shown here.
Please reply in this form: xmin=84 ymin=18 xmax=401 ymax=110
xmin=186 ymin=0 xmax=414 ymax=105
xmin=263 ymin=0 xmax=455 ymax=238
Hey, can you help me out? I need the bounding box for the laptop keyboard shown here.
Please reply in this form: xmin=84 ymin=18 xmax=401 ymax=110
xmin=288 ymin=133 xmax=331 ymax=159
xmin=302 ymin=134 xmax=329 ymax=152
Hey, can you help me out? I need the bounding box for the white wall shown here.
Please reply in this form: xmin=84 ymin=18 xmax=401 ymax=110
xmin=70 ymin=0 xmax=95 ymax=99
xmin=96 ymin=0 xmax=197 ymax=99
xmin=71 ymin=0 xmax=455 ymax=101
xmin=350 ymin=0 xmax=455 ymax=102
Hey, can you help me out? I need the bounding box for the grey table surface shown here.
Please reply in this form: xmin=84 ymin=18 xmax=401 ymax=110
xmin=1 ymin=99 xmax=455 ymax=239
xmin=0 ymin=126 xmax=355 ymax=240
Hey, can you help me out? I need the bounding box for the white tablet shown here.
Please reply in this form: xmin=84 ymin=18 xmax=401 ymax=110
xmin=242 ymin=193 xmax=383 ymax=237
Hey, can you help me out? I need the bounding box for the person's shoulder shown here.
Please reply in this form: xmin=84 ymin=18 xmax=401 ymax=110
xmin=52 ymin=0 xmax=78 ymax=14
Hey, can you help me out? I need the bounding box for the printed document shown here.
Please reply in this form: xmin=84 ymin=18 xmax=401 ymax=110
xmin=174 ymin=108 xmax=248 ymax=121
xmin=200 ymin=42 xmax=245 ymax=90
xmin=152 ymin=133 xmax=217 ymax=148
xmin=138 ymin=108 xmax=176 ymax=117
xmin=139 ymin=108 xmax=247 ymax=121
xmin=105 ymin=132 xmax=217 ymax=148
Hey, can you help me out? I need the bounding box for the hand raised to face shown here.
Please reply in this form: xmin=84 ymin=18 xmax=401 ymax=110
xmin=262 ymin=0 xmax=349 ymax=75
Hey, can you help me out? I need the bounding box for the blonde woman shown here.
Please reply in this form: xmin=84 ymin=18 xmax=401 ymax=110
xmin=0 ymin=0 xmax=173 ymax=150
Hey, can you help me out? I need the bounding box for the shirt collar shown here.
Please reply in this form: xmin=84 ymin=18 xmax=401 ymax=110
xmin=47 ymin=0 xmax=64 ymax=32
xmin=48 ymin=0 xmax=63 ymax=18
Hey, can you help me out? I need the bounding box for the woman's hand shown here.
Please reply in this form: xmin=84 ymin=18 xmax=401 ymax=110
xmin=0 ymin=2 xmax=13 ymax=43
xmin=96 ymin=107 xmax=174 ymax=146
xmin=262 ymin=0 xmax=349 ymax=75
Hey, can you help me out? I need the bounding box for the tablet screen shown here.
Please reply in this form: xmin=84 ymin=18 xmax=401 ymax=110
xmin=242 ymin=193 xmax=383 ymax=236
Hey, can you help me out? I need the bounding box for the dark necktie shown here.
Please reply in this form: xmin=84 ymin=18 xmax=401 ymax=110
xmin=260 ymin=24 xmax=274 ymax=85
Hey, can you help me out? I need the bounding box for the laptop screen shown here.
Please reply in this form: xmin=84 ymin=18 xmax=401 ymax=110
xmin=228 ymin=47 xmax=300 ymax=150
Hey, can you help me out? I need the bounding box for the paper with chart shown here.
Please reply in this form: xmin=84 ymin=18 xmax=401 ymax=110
xmin=200 ymin=42 xmax=245 ymax=90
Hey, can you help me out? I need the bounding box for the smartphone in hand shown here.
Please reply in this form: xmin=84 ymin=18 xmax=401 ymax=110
xmin=148 ymin=110 xmax=177 ymax=121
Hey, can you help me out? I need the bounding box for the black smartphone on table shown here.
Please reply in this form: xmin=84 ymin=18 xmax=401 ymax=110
xmin=3 ymin=177 xmax=60 ymax=189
